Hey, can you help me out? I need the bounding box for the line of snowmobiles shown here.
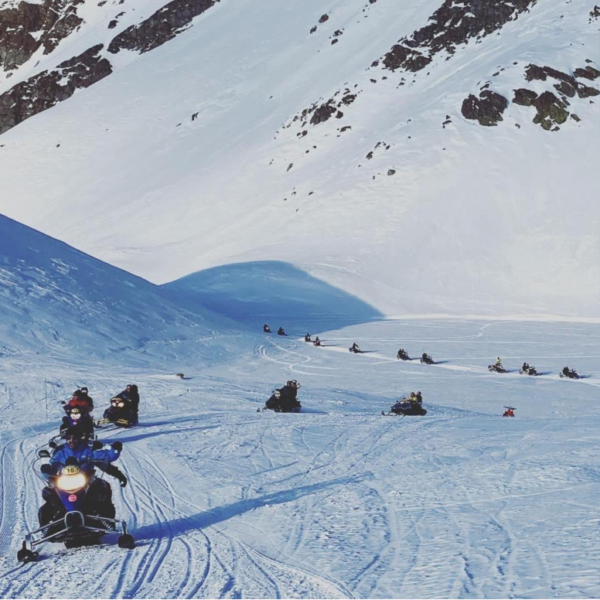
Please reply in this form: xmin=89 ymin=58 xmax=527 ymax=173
xmin=18 ymin=386 xmax=140 ymax=563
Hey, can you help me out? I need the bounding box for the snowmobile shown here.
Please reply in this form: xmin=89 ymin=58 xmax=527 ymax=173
xmin=60 ymin=407 xmax=95 ymax=437
xmin=263 ymin=380 xmax=302 ymax=413
xmin=313 ymin=337 xmax=321 ymax=347
xmin=502 ymin=406 xmax=516 ymax=417
xmin=304 ymin=334 xmax=312 ymax=342
xmin=560 ymin=367 xmax=579 ymax=379
xmin=519 ymin=364 xmax=538 ymax=376
xmin=397 ymin=349 xmax=410 ymax=361
xmin=488 ymin=363 xmax=508 ymax=374
xmin=18 ymin=452 xmax=134 ymax=563
xmin=97 ymin=397 xmax=137 ymax=428
xmin=383 ymin=398 xmax=427 ymax=417
xmin=420 ymin=353 xmax=435 ymax=365
xmin=277 ymin=327 xmax=287 ymax=336
xmin=349 ymin=344 xmax=362 ymax=354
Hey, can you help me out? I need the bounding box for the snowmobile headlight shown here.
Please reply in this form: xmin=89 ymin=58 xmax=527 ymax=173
xmin=57 ymin=472 xmax=87 ymax=492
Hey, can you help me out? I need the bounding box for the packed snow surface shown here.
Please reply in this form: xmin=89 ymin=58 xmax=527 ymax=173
xmin=1 ymin=319 xmax=599 ymax=599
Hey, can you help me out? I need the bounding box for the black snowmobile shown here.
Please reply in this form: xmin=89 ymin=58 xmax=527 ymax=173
xmin=98 ymin=397 xmax=137 ymax=428
xmin=488 ymin=363 xmax=508 ymax=374
xmin=263 ymin=380 xmax=302 ymax=413
xmin=560 ymin=367 xmax=579 ymax=379
xmin=304 ymin=334 xmax=312 ymax=342
xmin=397 ymin=349 xmax=410 ymax=361
xmin=383 ymin=398 xmax=427 ymax=417
xmin=18 ymin=451 xmax=134 ymax=563
xmin=263 ymin=324 xmax=271 ymax=333
xmin=420 ymin=353 xmax=435 ymax=365
xmin=349 ymin=343 xmax=362 ymax=354
xmin=60 ymin=407 xmax=95 ymax=437
xmin=519 ymin=363 xmax=538 ymax=376
xmin=277 ymin=327 xmax=287 ymax=336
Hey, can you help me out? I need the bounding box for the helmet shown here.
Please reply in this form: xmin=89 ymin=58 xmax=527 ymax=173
xmin=64 ymin=425 xmax=88 ymax=440
xmin=80 ymin=386 xmax=89 ymax=394
xmin=287 ymin=380 xmax=301 ymax=389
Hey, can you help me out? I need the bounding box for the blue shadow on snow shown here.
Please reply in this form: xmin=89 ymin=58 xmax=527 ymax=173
xmin=132 ymin=474 xmax=367 ymax=543
xmin=163 ymin=261 xmax=382 ymax=331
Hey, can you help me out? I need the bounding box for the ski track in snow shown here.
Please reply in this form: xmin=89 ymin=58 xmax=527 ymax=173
xmin=0 ymin=320 xmax=599 ymax=598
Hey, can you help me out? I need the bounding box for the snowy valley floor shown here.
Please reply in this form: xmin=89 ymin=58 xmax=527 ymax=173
xmin=0 ymin=319 xmax=599 ymax=599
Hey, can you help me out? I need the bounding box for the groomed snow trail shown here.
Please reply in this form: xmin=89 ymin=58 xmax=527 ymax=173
xmin=0 ymin=319 xmax=599 ymax=598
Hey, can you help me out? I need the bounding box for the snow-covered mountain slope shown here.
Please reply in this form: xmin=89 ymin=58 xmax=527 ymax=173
xmin=0 ymin=213 xmax=244 ymax=364
xmin=0 ymin=0 xmax=599 ymax=319
xmin=1 ymin=319 xmax=599 ymax=598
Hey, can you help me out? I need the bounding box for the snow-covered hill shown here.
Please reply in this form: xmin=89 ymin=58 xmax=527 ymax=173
xmin=0 ymin=213 xmax=244 ymax=365
xmin=0 ymin=0 xmax=598 ymax=319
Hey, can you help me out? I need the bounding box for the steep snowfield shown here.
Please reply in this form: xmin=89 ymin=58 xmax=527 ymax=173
xmin=0 ymin=0 xmax=598 ymax=318
xmin=0 ymin=214 xmax=247 ymax=365
xmin=0 ymin=319 xmax=599 ymax=598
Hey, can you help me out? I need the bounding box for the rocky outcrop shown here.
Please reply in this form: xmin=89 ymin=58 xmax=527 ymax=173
xmin=0 ymin=0 xmax=83 ymax=72
xmin=529 ymin=91 xmax=569 ymax=130
xmin=291 ymin=91 xmax=358 ymax=130
xmin=108 ymin=0 xmax=218 ymax=54
xmin=461 ymin=91 xmax=508 ymax=126
xmin=383 ymin=0 xmax=537 ymax=73
xmin=0 ymin=45 xmax=112 ymax=134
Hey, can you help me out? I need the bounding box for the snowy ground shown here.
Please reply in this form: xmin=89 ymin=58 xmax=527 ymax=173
xmin=0 ymin=318 xmax=599 ymax=599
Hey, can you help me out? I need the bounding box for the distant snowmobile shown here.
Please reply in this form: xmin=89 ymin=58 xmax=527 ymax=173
xmin=420 ymin=353 xmax=435 ymax=365
xmin=519 ymin=363 xmax=538 ymax=376
xmin=349 ymin=343 xmax=362 ymax=353
xmin=263 ymin=380 xmax=302 ymax=413
xmin=397 ymin=348 xmax=410 ymax=361
xmin=263 ymin=324 xmax=271 ymax=333
xmin=560 ymin=367 xmax=579 ymax=379
xmin=488 ymin=363 xmax=508 ymax=374
xmin=383 ymin=396 xmax=427 ymax=417
xmin=277 ymin=327 xmax=287 ymax=336
xmin=313 ymin=337 xmax=321 ymax=347
xmin=502 ymin=406 xmax=516 ymax=417
xmin=304 ymin=334 xmax=312 ymax=342
xmin=98 ymin=397 xmax=136 ymax=428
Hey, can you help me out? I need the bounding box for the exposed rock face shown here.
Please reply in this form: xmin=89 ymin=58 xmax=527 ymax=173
xmin=0 ymin=0 xmax=83 ymax=72
xmin=513 ymin=88 xmax=538 ymax=106
xmin=574 ymin=66 xmax=600 ymax=81
xmin=383 ymin=0 xmax=537 ymax=72
xmin=108 ymin=0 xmax=218 ymax=54
xmin=0 ymin=45 xmax=112 ymax=134
xmin=530 ymin=91 xmax=569 ymax=130
xmin=461 ymin=91 xmax=508 ymax=126
xmin=294 ymin=91 xmax=358 ymax=130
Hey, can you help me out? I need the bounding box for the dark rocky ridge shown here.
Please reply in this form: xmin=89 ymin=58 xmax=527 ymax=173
xmin=383 ymin=0 xmax=537 ymax=72
xmin=0 ymin=0 xmax=83 ymax=72
xmin=108 ymin=0 xmax=219 ymax=54
xmin=0 ymin=44 xmax=112 ymax=134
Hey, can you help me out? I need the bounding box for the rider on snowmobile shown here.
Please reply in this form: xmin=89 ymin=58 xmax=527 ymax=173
xmin=115 ymin=384 xmax=140 ymax=424
xmin=263 ymin=324 xmax=271 ymax=333
xmin=277 ymin=327 xmax=287 ymax=336
xmin=351 ymin=342 xmax=360 ymax=353
xmin=40 ymin=426 xmax=124 ymax=527
xmin=313 ymin=336 xmax=321 ymax=346
xmin=64 ymin=388 xmax=94 ymax=414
